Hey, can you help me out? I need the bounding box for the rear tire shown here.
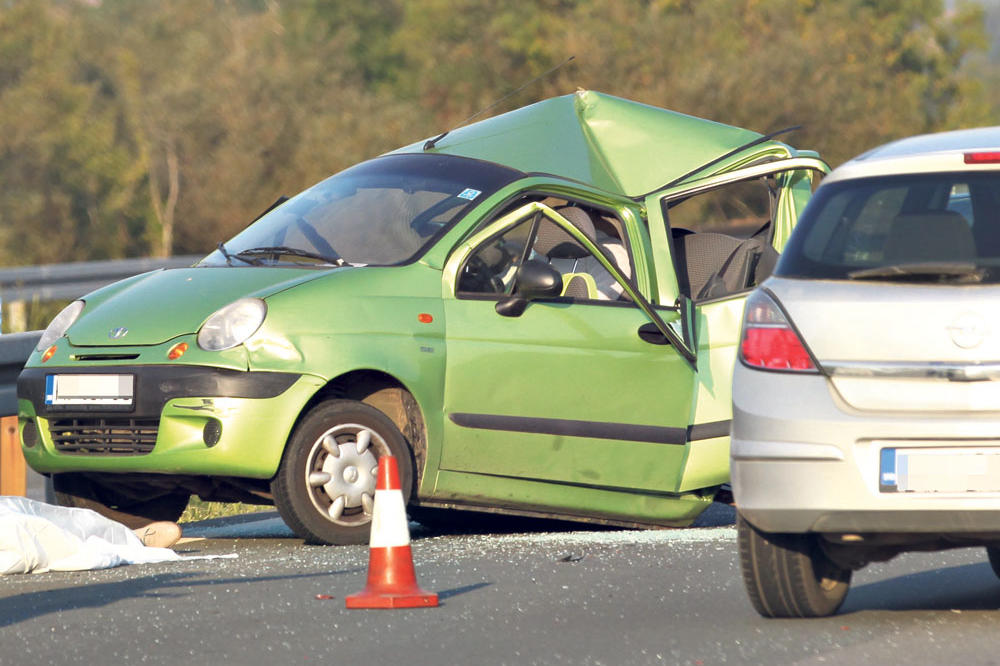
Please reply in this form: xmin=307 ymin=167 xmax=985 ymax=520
xmin=51 ymin=473 xmax=190 ymax=529
xmin=271 ymin=399 xmax=414 ymax=545
xmin=986 ymin=546 xmax=1000 ymax=579
xmin=737 ymin=512 xmax=851 ymax=618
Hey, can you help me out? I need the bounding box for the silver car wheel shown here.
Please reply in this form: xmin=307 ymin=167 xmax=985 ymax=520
xmin=304 ymin=423 xmax=385 ymax=527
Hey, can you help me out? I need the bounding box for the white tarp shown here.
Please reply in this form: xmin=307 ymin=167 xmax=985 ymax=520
xmin=0 ymin=496 xmax=187 ymax=575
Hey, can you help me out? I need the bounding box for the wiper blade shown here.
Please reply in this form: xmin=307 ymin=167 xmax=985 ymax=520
xmin=847 ymin=262 xmax=985 ymax=283
xmin=217 ymin=241 xmax=262 ymax=266
xmin=235 ymin=246 xmax=345 ymax=266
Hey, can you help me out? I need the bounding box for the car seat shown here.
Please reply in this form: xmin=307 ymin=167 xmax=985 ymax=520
xmin=884 ymin=211 xmax=975 ymax=263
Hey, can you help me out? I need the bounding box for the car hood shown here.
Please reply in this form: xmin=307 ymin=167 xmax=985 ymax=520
xmin=67 ymin=267 xmax=333 ymax=346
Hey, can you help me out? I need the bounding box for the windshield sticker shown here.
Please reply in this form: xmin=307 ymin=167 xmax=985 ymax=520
xmin=457 ymin=188 xmax=482 ymax=201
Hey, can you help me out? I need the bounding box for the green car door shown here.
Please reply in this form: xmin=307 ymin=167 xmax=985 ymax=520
xmin=437 ymin=201 xmax=697 ymax=506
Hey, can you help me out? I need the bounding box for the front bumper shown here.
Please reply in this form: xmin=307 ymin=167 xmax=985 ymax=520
xmin=18 ymin=365 xmax=325 ymax=478
xmin=731 ymin=363 xmax=1000 ymax=535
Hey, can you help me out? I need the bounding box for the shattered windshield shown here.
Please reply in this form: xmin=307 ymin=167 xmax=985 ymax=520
xmin=200 ymin=154 xmax=521 ymax=268
xmin=777 ymin=172 xmax=1000 ymax=283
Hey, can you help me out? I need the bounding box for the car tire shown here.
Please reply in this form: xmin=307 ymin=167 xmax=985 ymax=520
xmin=51 ymin=473 xmax=190 ymax=530
xmin=271 ymin=399 xmax=414 ymax=545
xmin=737 ymin=512 xmax=851 ymax=618
xmin=986 ymin=546 xmax=1000 ymax=579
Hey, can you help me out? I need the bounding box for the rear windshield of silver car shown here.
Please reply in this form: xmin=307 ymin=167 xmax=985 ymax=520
xmin=777 ymin=172 xmax=1000 ymax=283
xmin=200 ymin=154 xmax=522 ymax=268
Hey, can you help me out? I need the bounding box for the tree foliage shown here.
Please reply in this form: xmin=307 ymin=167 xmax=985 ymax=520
xmin=0 ymin=0 xmax=995 ymax=268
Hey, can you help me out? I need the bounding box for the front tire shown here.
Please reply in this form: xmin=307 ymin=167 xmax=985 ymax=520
xmin=986 ymin=546 xmax=1000 ymax=579
xmin=271 ymin=399 xmax=414 ymax=545
xmin=737 ymin=512 xmax=851 ymax=618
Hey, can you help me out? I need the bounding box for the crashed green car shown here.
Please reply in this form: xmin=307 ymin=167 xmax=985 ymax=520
xmin=17 ymin=91 xmax=827 ymax=544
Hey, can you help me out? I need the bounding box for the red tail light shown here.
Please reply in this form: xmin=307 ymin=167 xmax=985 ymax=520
xmin=964 ymin=152 xmax=1000 ymax=164
xmin=739 ymin=290 xmax=816 ymax=372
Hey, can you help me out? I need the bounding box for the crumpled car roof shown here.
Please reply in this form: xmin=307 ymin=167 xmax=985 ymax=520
xmin=394 ymin=90 xmax=769 ymax=198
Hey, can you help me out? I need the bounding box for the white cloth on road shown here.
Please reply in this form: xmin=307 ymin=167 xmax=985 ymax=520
xmin=0 ymin=496 xmax=182 ymax=574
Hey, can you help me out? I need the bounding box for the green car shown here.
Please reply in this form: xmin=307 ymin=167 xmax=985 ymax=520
xmin=17 ymin=91 xmax=828 ymax=544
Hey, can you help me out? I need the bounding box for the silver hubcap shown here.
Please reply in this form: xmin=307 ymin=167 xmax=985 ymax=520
xmin=305 ymin=424 xmax=383 ymax=526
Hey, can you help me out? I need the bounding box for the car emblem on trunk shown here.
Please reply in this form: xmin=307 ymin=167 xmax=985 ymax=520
xmin=108 ymin=327 xmax=129 ymax=340
xmin=947 ymin=313 xmax=986 ymax=349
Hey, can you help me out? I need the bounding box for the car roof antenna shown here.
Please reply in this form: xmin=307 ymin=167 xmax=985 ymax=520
xmin=423 ymin=55 xmax=576 ymax=152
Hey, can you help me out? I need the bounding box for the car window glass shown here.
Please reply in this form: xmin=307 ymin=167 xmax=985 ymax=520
xmin=665 ymin=176 xmax=779 ymax=300
xmin=457 ymin=207 xmax=632 ymax=302
xmin=666 ymin=177 xmax=774 ymax=238
xmin=457 ymin=219 xmax=534 ymax=295
xmin=778 ymin=172 xmax=1000 ymax=281
xmin=200 ymin=154 xmax=521 ymax=268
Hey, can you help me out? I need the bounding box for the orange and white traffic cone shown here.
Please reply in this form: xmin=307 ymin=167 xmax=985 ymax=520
xmin=345 ymin=455 xmax=438 ymax=609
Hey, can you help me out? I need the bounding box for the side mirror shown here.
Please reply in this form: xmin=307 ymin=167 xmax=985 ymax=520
xmin=495 ymin=260 xmax=562 ymax=317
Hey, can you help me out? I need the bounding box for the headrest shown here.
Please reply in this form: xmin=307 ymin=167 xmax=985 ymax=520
xmin=885 ymin=211 xmax=975 ymax=263
xmin=534 ymin=207 xmax=597 ymax=259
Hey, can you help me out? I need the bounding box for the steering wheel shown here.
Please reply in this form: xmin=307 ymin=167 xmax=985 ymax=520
xmin=461 ymin=254 xmax=505 ymax=293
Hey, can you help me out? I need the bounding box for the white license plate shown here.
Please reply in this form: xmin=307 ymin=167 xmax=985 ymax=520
xmin=880 ymin=445 xmax=1000 ymax=493
xmin=44 ymin=374 xmax=134 ymax=406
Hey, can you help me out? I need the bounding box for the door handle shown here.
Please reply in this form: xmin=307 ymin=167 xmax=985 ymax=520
xmin=637 ymin=322 xmax=671 ymax=345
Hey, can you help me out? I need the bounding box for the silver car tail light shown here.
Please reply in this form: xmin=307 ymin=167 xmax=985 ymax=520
xmin=739 ymin=290 xmax=817 ymax=372
xmin=964 ymin=151 xmax=1000 ymax=164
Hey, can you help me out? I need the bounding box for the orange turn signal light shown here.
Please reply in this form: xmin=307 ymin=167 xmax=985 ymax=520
xmin=41 ymin=346 xmax=57 ymax=363
xmin=167 ymin=342 xmax=189 ymax=360
xmin=417 ymin=313 xmax=433 ymax=324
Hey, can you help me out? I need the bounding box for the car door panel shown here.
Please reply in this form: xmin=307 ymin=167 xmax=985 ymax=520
xmin=439 ymin=203 xmax=697 ymax=500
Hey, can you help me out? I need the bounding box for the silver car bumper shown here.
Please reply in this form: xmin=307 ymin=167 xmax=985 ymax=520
xmin=731 ymin=362 xmax=1000 ymax=535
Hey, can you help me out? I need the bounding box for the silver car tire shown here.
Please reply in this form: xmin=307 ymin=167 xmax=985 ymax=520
xmin=737 ymin=512 xmax=851 ymax=618
xmin=987 ymin=547 xmax=1000 ymax=579
xmin=271 ymin=399 xmax=414 ymax=545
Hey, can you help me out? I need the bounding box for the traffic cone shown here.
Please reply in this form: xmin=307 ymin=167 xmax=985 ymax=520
xmin=345 ymin=455 xmax=438 ymax=609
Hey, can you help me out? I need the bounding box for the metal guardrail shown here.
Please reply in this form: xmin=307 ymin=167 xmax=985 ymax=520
xmin=0 ymin=255 xmax=205 ymax=416
xmin=0 ymin=331 xmax=42 ymax=417
xmin=0 ymin=255 xmax=204 ymax=302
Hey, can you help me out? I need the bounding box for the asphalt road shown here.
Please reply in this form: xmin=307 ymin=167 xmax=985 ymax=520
xmin=1 ymin=502 xmax=999 ymax=666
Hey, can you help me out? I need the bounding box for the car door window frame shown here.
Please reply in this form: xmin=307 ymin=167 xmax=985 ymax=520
xmin=446 ymin=201 xmax=697 ymax=366
xmin=652 ymin=158 xmax=829 ymax=304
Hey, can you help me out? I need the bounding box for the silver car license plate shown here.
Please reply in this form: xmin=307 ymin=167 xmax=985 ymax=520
xmin=880 ymin=445 xmax=1000 ymax=493
xmin=44 ymin=374 xmax=134 ymax=406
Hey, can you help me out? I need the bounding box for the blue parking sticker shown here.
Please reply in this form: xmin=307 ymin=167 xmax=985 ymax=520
xmin=457 ymin=188 xmax=481 ymax=201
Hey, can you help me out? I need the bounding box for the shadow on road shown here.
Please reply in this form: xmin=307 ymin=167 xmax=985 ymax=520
xmin=0 ymin=569 xmax=351 ymax=628
xmin=841 ymin=561 xmax=1000 ymax=614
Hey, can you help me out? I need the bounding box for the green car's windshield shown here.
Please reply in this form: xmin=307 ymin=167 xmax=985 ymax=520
xmin=200 ymin=154 xmax=522 ymax=268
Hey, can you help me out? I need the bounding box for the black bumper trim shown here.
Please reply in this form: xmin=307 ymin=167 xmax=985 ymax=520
xmin=18 ymin=365 xmax=301 ymax=419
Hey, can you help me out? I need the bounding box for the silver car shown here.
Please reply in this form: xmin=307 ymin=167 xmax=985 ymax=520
xmin=731 ymin=127 xmax=1000 ymax=617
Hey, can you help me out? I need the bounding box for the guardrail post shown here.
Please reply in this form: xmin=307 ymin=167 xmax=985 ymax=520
xmin=0 ymin=415 xmax=24 ymax=496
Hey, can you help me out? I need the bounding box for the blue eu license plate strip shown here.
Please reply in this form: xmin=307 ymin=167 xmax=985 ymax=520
xmin=879 ymin=447 xmax=898 ymax=492
xmin=879 ymin=445 xmax=1000 ymax=493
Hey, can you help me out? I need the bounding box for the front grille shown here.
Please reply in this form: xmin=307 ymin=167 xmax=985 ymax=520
xmin=49 ymin=418 xmax=159 ymax=455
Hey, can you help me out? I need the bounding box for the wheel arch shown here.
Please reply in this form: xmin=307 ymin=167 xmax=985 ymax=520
xmin=297 ymin=370 xmax=428 ymax=491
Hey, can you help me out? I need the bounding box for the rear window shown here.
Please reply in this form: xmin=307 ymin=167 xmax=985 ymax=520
xmin=777 ymin=172 xmax=1000 ymax=282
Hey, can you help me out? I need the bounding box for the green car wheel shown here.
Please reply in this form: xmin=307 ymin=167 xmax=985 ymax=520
xmin=271 ymin=399 xmax=414 ymax=545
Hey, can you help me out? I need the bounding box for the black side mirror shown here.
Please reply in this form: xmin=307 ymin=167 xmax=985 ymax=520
xmin=495 ymin=260 xmax=563 ymax=317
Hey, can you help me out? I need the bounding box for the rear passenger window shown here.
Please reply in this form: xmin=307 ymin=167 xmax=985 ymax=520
xmin=665 ymin=176 xmax=779 ymax=300
xmin=666 ymin=178 xmax=773 ymax=239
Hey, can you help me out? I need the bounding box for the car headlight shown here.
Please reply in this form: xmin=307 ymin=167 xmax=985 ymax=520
xmin=37 ymin=300 xmax=85 ymax=351
xmin=197 ymin=298 xmax=267 ymax=351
